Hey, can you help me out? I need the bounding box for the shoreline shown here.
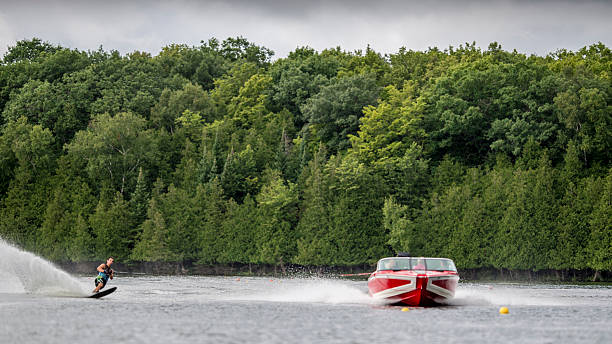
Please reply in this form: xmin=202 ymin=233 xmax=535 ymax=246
xmin=57 ymin=261 xmax=612 ymax=283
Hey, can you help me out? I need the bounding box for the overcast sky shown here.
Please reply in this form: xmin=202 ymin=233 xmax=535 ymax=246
xmin=1 ymin=0 xmax=610 ymax=59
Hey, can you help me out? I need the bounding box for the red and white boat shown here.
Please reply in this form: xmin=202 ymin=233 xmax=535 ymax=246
xmin=368 ymin=256 xmax=459 ymax=306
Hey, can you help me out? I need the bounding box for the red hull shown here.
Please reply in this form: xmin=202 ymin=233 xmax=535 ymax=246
xmin=368 ymin=271 xmax=459 ymax=306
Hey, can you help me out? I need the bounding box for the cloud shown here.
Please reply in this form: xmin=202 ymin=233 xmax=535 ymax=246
xmin=0 ymin=0 xmax=610 ymax=58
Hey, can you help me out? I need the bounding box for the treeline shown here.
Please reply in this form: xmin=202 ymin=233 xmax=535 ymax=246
xmin=0 ymin=38 xmax=610 ymax=272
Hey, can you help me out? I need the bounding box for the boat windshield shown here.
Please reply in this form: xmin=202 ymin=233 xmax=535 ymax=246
xmin=376 ymin=258 xmax=457 ymax=272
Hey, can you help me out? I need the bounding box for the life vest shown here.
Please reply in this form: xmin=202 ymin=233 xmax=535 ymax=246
xmin=102 ymin=264 xmax=112 ymax=276
xmin=97 ymin=264 xmax=112 ymax=282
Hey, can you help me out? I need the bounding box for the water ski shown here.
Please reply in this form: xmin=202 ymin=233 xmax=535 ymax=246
xmin=87 ymin=287 xmax=117 ymax=299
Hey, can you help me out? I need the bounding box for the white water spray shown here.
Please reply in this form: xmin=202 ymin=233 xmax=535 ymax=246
xmin=449 ymin=283 xmax=571 ymax=306
xmin=226 ymin=278 xmax=376 ymax=305
xmin=0 ymin=239 xmax=87 ymax=296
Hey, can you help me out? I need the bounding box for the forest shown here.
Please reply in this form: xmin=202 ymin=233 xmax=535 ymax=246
xmin=0 ymin=38 xmax=610 ymax=273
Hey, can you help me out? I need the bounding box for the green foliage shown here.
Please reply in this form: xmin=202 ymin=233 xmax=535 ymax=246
xmin=302 ymin=73 xmax=380 ymax=153
xmin=197 ymin=180 xmax=228 ymax=263
xmin=2 ymin=38 xmax=60 ymax=64
xmin=211 ymin=62 xmax=259 ymax=119
xmin=388 ymin=47 xmax=451 ymax=88
xmin=424 ymin=53 xmax=560 ymax=164
xmin=220 ymin=145 xmax=258 ymax=203
xmin=294 ymin=146 xmax=334 ymax=265
xmin=88 ymin=51 xmax=170 ymax=118
xmin=495 ymin=156 xmax=558 ymax=270
xmin=66 ymin=112 xmax=157 ymax=196
xmin=383 ymin=197 xmax=411 ymax=252
xmin=90 ymin=192 xmax=135 ymax=261
xmin=0 ymin=39 xmax=610 ymax=273
xmin=254 ymin=169 xmax=298 ymax=264
xmin=554 ymin=86 xmax=611 ymax=166
xmin=0 ymin=117 xmax=56 ymax=250
xmin=586 ymin=169 xmax=612 ymax=271
xmin=297 ymin=154 xmax=390 ymax=265
xmin=228 ymin=73 xmax=273 ymax=130
xmin=219 ymin=37 xmax=274 ymax=67
xmin=67 ymin=214 xmax=95 ymax=262
xmin=351 ymin=82 xmax=426 ymax=163
xmin=1 ymin=78 xmax=93 ymax=145
xmin=337 ymin=46 xmax=391 ymax=85
xmin=328 ymin=156 xmax=390 ymax=265
xmin=130 ymin=167 xmax=150 ymax=226
xmin=131 ymin=197 xmax=176 ymax=262
xmin=267 ymin=49 xmax=339 ymax=126
xmin=132 ymin=183 xmax=198 ymax=261
xmin=154 ymin=41 xmax=227 ymax=91
xmin=217 ymin=196 xmax=257 ymax=264
xmin=38 ymin=178 xmax=96 ymax=261
xmin=151 ymin=82 xmax=215 ymax=132
xmin=552 ymin=177 xmax=601 ymax=269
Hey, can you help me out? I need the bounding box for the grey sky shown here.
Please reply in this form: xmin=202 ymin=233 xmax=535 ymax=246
xmin=1 ymin=0 xmax=610 ymax=58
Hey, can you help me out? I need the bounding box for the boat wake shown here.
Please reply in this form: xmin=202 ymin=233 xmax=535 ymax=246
xmin=225 ymin=278 xmax=377 ymax=305
xmin=447 ymin=284 xmax=569 ymax=306
xmin=0 ymin=239 xmax=88 ymax=297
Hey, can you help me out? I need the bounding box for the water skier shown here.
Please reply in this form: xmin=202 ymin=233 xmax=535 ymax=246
xmin=93 ymin=257 xmax=114 ymax=293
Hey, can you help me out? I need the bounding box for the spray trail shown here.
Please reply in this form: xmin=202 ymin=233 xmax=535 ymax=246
xmin=447 ymin=283 xmax=571 ymax=306
xmin=224 ymin=278 xmax=375 ymax=305
xmin=0 ymin=239 xmax=87 ymax=296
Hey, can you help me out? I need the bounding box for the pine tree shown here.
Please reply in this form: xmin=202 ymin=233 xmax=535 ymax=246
xmin=294 ymin=146 xmax=334 ymax=265
xmin=68 ymin=214 xmax=94 ymax=262
xmin=586 ymin=170 xmax=612 ymax=273
xmin=90 ymin=192 xmax=134 ymax=261
xmin=131 ymin=198 xmax=176 ymax=261
xmin=130 ymin=167 xmax=149 ymax=228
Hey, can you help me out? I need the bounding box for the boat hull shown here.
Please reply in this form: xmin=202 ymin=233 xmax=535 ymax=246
xmin=368 ymin=271 xmax=459 ymax=306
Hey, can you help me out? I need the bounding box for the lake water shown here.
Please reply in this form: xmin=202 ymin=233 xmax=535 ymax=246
xmin=0 ymin=240 xmax=610 ymax=343
xmin=1 ymin=274 xmax=611 ymax=344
